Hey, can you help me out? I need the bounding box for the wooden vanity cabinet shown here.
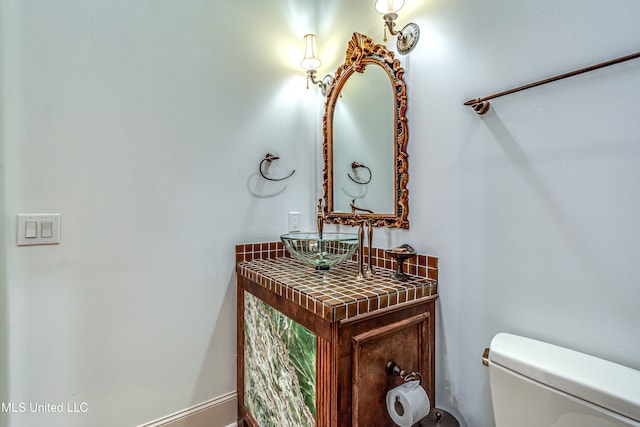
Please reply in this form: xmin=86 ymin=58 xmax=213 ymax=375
xmin=236 ymin=252 xmax=438 ymax=427
xmin=334 ymin=298 xmax=436 ymax=426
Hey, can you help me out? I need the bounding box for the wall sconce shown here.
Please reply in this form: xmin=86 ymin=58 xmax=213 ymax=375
xmin=300 ymin=34 xmax=334 ymax=96
xmin=375 ymin=0 xmax=420 ymax=54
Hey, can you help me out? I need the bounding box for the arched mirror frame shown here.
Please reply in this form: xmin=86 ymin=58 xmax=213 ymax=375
xmin=322 ymin=33 xmax=409 ymax=229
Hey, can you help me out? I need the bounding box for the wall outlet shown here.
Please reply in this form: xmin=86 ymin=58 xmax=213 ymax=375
xmin=288 ymin=212 xmax=301 ymax=232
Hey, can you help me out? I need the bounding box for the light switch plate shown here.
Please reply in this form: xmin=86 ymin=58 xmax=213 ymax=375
xmin=17 ymin=214 xmax=61 ymax=246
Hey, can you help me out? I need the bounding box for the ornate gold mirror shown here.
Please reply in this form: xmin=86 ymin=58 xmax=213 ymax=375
xmin=322 ymin=33 xmax=409 ymax=228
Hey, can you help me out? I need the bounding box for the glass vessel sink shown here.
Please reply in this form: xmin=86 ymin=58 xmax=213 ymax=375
xmin=280 ymin=233 xmax=359 ymax=270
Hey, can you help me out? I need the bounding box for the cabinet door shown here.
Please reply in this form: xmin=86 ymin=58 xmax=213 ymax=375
xmin=243 ymin=292 xmax=317 ymax=427
xmin=351 ymin=312 xmax=432 ymax=427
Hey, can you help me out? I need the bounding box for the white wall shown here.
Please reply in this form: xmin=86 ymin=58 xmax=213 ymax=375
xmin=321 ymin=1 xmax=640 ymax=426
xmin=1 ymin=0 xmax=319 ymax=426
xmin=3 ymin=1 xmax=640 ymax=427
xmin=0 ymin=3 xmax=8 ymax=424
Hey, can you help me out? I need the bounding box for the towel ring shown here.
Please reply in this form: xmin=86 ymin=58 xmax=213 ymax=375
xmin=259 ymin=153 xmax=296 ymax=182
xmin=348 ymin=161 xmax=372 ymax=184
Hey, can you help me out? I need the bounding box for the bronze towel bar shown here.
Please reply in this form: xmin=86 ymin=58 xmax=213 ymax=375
xmin=464 ymin=50 xmax=640 ymax=115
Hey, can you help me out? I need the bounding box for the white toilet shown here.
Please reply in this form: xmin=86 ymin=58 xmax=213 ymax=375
xmin=486 ymin=333 xmax=640 ymax=427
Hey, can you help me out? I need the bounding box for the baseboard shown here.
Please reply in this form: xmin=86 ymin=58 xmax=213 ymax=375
xmin=139 ymin=391 xmax=237 ymax=427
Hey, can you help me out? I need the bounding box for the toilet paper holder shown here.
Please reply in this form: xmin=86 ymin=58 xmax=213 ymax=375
xmin=386 ymin=360 xmax=423 ymax=385
xmin=387 ymin=361 xmax=460 ymax=427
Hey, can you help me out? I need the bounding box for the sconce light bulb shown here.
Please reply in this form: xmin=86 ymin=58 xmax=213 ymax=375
xmin=301 ymin=33 xmax=322 ymax=70
xmin=375 ymin=0 xmax=404 ymax=14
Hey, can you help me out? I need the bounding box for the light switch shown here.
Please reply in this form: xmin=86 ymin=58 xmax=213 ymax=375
xmin=25 ymin=221 xmax=37 ymax=238
xmin=41 ymin=221 xmax=53 ymax=238
xmin=17 ymin=214 xmax=61 ymax=246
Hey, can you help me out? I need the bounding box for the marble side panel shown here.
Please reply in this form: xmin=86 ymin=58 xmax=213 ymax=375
xmin=244 ymin=292 xmax=316 ymax=427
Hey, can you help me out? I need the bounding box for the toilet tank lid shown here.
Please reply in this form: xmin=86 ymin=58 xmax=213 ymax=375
xmin=489 ymin=333 xmax=640 ymax=422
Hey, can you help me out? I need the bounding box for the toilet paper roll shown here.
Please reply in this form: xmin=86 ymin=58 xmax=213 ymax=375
xmin=386 ymin=380 xmax=431 ymax=427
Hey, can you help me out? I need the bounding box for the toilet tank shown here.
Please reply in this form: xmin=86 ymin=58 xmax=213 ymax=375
xmin=487 ymin=333 xmax=640 ymax=427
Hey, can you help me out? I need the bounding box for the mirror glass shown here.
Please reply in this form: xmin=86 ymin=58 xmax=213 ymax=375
xmin=323 ymin=33 xmax=409 ymax=228
xmin=332 ymin=66 xmax=395 ymax=214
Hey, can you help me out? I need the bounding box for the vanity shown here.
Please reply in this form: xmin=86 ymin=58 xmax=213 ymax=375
xmin=235 ymin=243 xmax=438 ymax=426
xmin=236 ymin=32 xmax=432 ymax=426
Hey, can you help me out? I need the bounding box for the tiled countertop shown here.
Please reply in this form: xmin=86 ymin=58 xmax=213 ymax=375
xmin=236 ymin=242 xmax=438 ymax=323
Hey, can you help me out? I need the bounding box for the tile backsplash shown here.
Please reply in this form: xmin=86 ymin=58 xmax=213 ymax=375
xmin=235 ymin=241 xmax=437 ymax=281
